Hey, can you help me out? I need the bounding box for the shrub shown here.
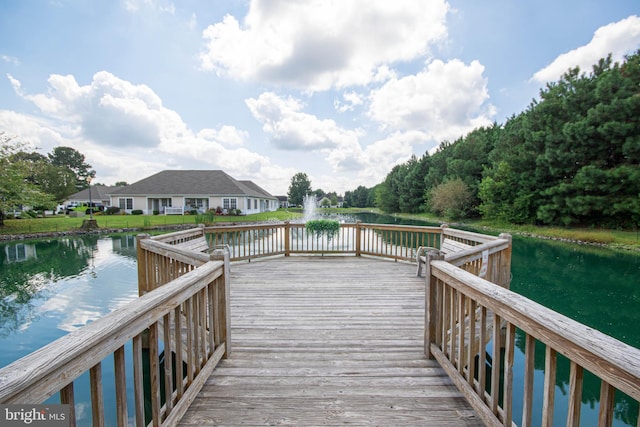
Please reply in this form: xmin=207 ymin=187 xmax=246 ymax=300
xmin=428 ymin=179 xmax=472 ymax=219
xmin=306 ymin=219 xmax=340 ymax=240
xmin=153 ymin=210 xmax=160 ymax=215
xmin=105 ymin=206 xmax=120 ymax=215
xmin=131 ymin=209 xmax=143 ymax=215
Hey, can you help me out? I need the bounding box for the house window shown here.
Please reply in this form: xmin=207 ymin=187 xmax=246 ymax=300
xmin=5 ymin=244 xmax=26 ymax=262
xmin=254 ymin=199 xmax=258 ymax=209
xmin=223 ymin=198 xmax=237 ymax=210
xmin=185 ymin=198 xmax=207 ymax=210
xmin=118 ymin=198 xmax=133 ymax=210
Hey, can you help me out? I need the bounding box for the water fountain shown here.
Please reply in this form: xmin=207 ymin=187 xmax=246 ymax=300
xmin=303 ymin=195 xmax=317 ymax=222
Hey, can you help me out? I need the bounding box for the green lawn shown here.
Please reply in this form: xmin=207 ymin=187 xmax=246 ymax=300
xmin=0 ymin=210 xmax=303 ymax=235
xmin=2 ymin=209 xmax=638 ymax=252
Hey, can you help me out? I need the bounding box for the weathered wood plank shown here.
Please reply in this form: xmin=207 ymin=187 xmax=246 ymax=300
xmin=177 ymin=257 xmax=483 ymax=426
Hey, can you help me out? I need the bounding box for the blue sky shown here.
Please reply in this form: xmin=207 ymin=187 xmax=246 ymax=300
xmin=1 ymin=1 xmax=639 ymax=195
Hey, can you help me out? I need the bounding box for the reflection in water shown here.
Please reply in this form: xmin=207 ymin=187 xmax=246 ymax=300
xmin=510 ymin=236 xmax=640 ymax=427
xmin=0 ymin=235 xmax=138 ymax=364
xmin=0 ymin=226 xmax=638 ymax=425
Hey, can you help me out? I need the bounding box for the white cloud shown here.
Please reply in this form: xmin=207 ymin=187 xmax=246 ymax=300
xmin=368 ymin=59 xmax=495 ymax=142
xmin=334 ymin=91 xmax=365 ymax=113
xmin=245 ymin=91 xmax=430 ymax=184
xmin=200 ymin=0 xmax=449 ymax=90
xmin=4 ymin=72 xmax=294 ymax=193
xmin=124 ymin=0 xmax=175 ymax=14
xmin=2 ymin=55 xmax=20 ymax=65
xmin=197 ymin=125 xmax=248 ymax=146
xmin=246 ymin=91 xmax=363 ymax=152
xmin=532 ymin=15 xmax=640 ymax=83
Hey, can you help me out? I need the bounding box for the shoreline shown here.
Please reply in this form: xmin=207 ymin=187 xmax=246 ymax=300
xmin=2 ymin=219 xmax=638 ymax=254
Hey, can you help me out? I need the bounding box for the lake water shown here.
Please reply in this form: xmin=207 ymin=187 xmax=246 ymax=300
xmin=0 ymin=218 xmax=638 ymax=426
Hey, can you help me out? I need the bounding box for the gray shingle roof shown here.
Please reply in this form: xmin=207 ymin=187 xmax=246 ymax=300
xmin=109 ymin=170 xmax=275 ymax=198
xmin=68 ymin=185 xmax=117 ymax=201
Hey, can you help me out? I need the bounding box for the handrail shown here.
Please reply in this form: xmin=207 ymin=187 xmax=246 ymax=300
xmin=424 ymin=256 xmax=640 ymax=427
xmin=0 ymin=257 xmax=231 ymax=426
xmin=202 ymin=222 xmax=447 ymax=262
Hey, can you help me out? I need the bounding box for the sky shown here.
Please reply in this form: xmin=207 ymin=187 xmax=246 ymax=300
xmin=1 ymin=1 xmax=639 ymax=196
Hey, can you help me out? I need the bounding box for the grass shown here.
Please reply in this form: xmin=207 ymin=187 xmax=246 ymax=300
xmin=0 ymin=210 xmax=303 ymax=235
xmin=3 ymin=208 xmax=638 ymax=252
xmin=396 ymin=212 xmax=640 ymax=252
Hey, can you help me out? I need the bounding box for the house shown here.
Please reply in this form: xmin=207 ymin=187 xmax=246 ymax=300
xmin=276 ymin=196 xmax=289 ymax=208
xmin=107 ymin=170 xmax=278 ymax=215
xmin=65 ymin=185 xmax=116 ymax=208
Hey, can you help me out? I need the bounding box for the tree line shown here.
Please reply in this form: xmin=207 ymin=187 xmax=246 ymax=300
xmin=0 ymin=137 xmax=95 ymax=225
xmin=350 ymin=51 xmax=639 ymax=229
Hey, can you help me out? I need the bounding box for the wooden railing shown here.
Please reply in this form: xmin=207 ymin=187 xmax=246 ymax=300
xmin=443 ymin=228 xmax=512 ymax=289
xmin=201 ymin=222 xmax=454 ymax=261
xmin=8 ymin=221 xmax=636 ymax=427
xmin=0 ymin=235 xmax=231 ymax=427
xmin=424 ymin=251 xmax=640 ymax=427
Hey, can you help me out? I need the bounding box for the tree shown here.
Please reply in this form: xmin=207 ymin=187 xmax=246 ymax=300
xmin=0 ymin=133 xmax=53 ymax=225
xmin=287 ymin=172 xmax=312 ymax=206
xmin=376 ymin=164 xmax=407 ymax=212
xmin=114 ymin=181 xmax=129 ymax=187
xmin=344 ymin=185 xmax=378 ymax=208
xmin=428 ymin=179 xmax=472 ymax=219
xmin=399 ymin=154 xmax=429 ymax=213
xmin=48 ymin=146 xmax=95 ymax=192
xmin=33 ymin=163 xmax=77 ymax=203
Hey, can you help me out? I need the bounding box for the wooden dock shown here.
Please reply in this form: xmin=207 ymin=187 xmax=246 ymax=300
xmin=178 ymin=256 xmax=483 ymax=426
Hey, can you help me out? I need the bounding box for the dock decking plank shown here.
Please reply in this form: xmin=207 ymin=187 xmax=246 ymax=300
xmin=178 ymin=257 xmax=482 ymax=426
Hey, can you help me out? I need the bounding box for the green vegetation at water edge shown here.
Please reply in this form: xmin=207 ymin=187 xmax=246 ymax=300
xmin=0 ymin=210 xmax=303 ymax=235
xmin=396 ymin=212 xmax=640 ymax=252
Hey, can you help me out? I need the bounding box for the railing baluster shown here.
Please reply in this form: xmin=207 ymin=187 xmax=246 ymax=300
xmin=199 ymin=288 xmax=207 ymax=368
xmin=490 ymin=313 xmax=502 ymax=415
xmin=567 ymin=361 xmax=584 ymax=427
xmin=522 ymin=334 xmax=535 ymax=427
xmin=467 ymin=299 xmax=476 ymax=387
xmin=174 ymin=305 xmax=184 ymax=398
xmin=207 ymin=282 xmax=215 ymax=356
xmin=457 ymin=292 xmax=465 ymax=373
xmin=503 ymin=322 xmax=515 ymax=426
xmin=90 ymin=363 xmax=104 ymax=427
xmin=163 ymin=312 xmax=174 ymax=416
xmin=148 ymin=323 xmax=161 ymax=426
xmin=598 ymin=380 xmax=615 ymax=427
xmin=114 ymin=345 xmax=128 ymax=427
xmin=477 ymin=306 xmax=487 ymax=398
xmin=186 ymin=298 xmax=195 ymax=382
xmin=60 ymin=382 xmax=76 ymax=427
xmin=542 ymin=346 xmax=557 ymax=427
xmin=133 ymin=334 xmax=145 ymax=427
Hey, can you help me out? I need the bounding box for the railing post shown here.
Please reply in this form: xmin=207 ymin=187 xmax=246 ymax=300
xmin=284 ymin=221 xmax=290 ymax=256
xmin=136 ymin=233 xmax=150 ymax=296
xmin=498 ymin=233 xmax=512 ymax=289
xmin=425 ymin=249 xmax=444 ymax=359
xmin=439 ymin=223 xmax=448 ymax=246
xmin=211 ymin=247 xmax=231 ymax=358
xmin=355 ymin=221 xmax=362 ymax=256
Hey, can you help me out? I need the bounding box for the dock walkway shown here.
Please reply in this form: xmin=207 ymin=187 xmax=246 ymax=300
xmin=178 ymin=256 xmax=483 ymax=426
